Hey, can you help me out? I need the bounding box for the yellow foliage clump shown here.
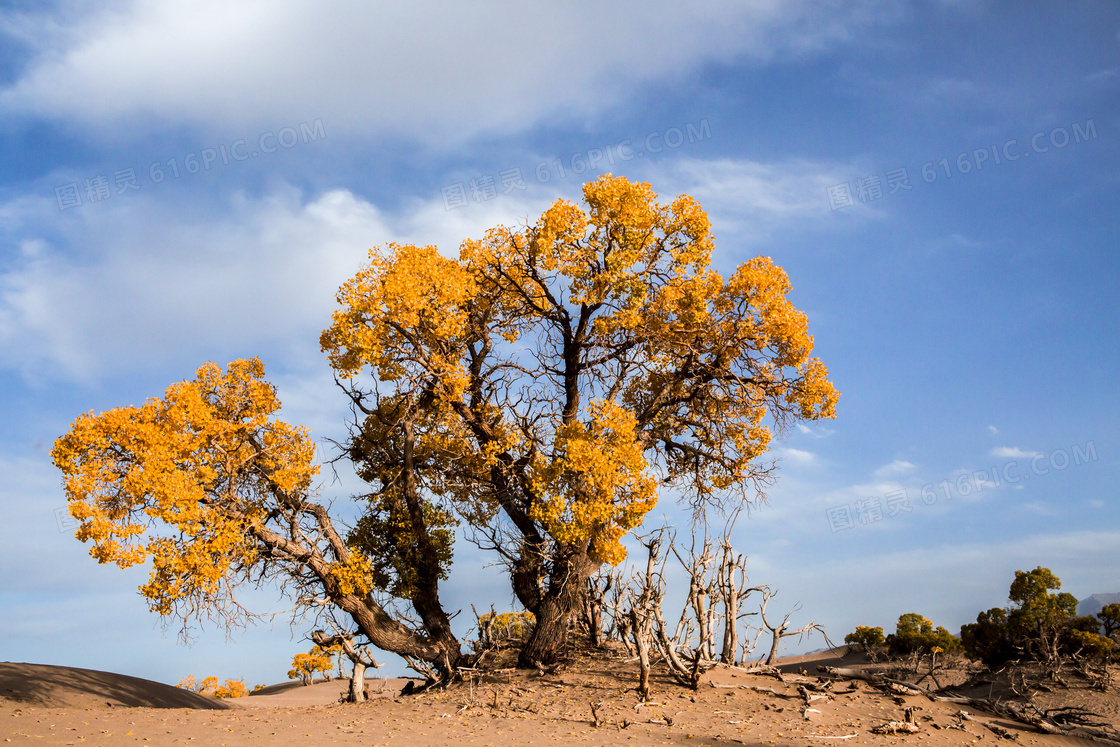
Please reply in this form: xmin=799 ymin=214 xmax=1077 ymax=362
xmin=479 ymin=611 xmax=536 ymax=642
xmin=51 ymin=359 xmax=319 ymax=619
xmin=176 ymin=675 xmax=248 ymax=698
xmin=530 ymin=399 xmax=657 ymax=565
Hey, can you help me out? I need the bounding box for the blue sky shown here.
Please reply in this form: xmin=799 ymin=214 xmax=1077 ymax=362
xmin=1 ymin=2 xmax=1117 ymax=687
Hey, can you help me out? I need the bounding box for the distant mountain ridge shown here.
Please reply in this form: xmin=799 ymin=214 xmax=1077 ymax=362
xmin=1077 ymin=592 xmax=1120 ymax=618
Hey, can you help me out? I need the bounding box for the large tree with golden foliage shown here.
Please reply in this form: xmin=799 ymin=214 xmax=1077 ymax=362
xmin=321 ymin=174 xmax=838 ymax=666
xmin=54 ymin=174 xmax=836 ymax=677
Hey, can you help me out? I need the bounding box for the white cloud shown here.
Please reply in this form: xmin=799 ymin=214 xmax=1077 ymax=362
xmin=987 ymin=425 xmax=998 ymax=435
xmin=0 ymin=153 xmax=866 ymax=383
xmin=0 ymin=184 xmax=552 ymax=381
xmin=779 ymin=447 xmax=817 ymax=465
xmin=990 ymin=446 xmax=1042 ymax=459
xmin=874 ymin=459 xmax=916 ymax=477
xmin=641 ymin=156 xmax=890 ymax=249
xmin=0 ymin=1 xmax=899 ymax=143
xmin=797 ymin=423 xmax=837 ymax=438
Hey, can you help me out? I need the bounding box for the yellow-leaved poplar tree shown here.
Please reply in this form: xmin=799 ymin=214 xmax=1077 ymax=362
xmin=288 ymin=645 xmax=338 ymax=685
xmin=321 ymin=174 xmax=838 ymax=666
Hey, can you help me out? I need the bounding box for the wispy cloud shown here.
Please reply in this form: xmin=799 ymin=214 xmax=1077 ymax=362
xmin=0 ymin=150 xmax=882 ymax=383
xmin=989 ymin=446 xmax=1042 ymax=459
xmin=779 ymin=447 xmax=817 ymax=465
xmin=797 ymin=424 xmax=837 ymax=439
xmin=874 ymin=459 xmax=916 ymax=477
xmin=657 ymin=157 xmax=879 ymax=244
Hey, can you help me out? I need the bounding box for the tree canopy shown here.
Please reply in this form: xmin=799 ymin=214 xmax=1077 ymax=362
xmin=54 ymin=174 xmax=838 ymax=675
xmin=320 ymin=174 xmax=838 ymax=664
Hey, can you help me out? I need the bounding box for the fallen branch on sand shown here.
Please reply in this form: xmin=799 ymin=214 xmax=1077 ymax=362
xmin=955 ymin=709 xmax=1017 ymax=740
xmin=871 ymin=706 xmax=920 ymax=735
xmin=819 ymin=665 xmax=1120 ymax=745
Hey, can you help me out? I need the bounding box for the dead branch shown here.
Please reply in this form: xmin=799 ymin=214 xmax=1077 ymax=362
xmin=871 ymin=706 xmax=920 ymax=735
xmin=758 ymin=588 xmax=829 ymax=665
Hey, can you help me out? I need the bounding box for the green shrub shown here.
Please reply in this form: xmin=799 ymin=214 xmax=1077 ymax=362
xmin=844 ymin=625 xmax=885 ymax=649
xmin=1098 ymin=603 xmax=1120 ymax=638
xmin=886 ymin=613 xmax=959 ymax=657
xmin=961 ymin=566 xmax=1092 ymax=668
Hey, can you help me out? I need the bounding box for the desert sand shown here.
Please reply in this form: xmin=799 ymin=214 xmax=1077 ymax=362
xmin=3 ymin=649 xmax=1117 ymax=746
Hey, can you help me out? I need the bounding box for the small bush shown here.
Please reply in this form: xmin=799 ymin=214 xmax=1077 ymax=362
xmin=1098 ymin=603 xmax=1120 ymax=639
xmin=961 ymin=607 xmax=1016 ymax=667
xmin=477 ymin=610 xmax=535 ymax=647
xmin=845 ymin=625 xmax=885 ymax=649
xmin=887 ymin=613 xmax=959 ymax=658
xmin=1066 ymin=629 xmax=1114 ymax=663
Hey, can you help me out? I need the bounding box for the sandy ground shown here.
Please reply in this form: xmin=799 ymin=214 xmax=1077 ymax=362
xmin=2 ymin=649 xmax=1117 ymax=746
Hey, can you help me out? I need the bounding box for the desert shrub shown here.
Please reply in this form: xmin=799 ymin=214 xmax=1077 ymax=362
xmin=1067 ymin=615 xmax=1101 ymax=635
xmin=844 ymin=625 xmax=887 ymax=661
xmin=961 ymin=607 xmax=1016 ymax=667
xmin=1008 ymin=567 xmax=1078 ymax=661
xmin=211 ymin=679 xmax=248 ymax=698
xmin=845 ymin=625 xmax=885 ymax=649
xmin=1098 ymin=603 xmax=1120 ymax=639
xmin=1066 ymin=629 xmax=1114 ymax=664
xmin=961 ymin=566 xmax=1092 ymax=669
xmin=478 ymin=611 xmax=535 ymax=645
xmin=886 ymin=613 xmax=959 ymax=657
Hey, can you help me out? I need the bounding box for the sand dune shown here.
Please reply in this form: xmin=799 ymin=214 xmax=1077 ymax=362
xmin=0 ymin=662 xmax=417 ymax=711
xmin=2 ymin=652 xmax=1116 ymax=746
xmin=0 ymin=662 xmax=229 ymax=710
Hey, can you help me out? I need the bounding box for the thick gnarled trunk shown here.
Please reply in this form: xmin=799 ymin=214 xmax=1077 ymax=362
xmin=517 ymin=550 xmax=599 ymax=667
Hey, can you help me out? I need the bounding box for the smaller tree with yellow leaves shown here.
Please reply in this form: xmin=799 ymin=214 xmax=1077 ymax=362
xmin=53 ymin=358 xmax=466 ymax=683
xmin=288 ymin=645 xmax=338 ymax=686
xmin=177 ymin=675 xmax=247 ymax=698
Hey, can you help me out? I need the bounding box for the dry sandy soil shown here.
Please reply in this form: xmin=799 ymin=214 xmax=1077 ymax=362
xmin=3 ymin=647 xmax=1117 ymax=746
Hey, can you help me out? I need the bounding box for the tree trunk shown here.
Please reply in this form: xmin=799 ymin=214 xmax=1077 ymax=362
xmin=630 ymin=608 xmax=651 ymax=701
xmin=519 ymin=593 xmax=574 ymax=667
xmin=518 ymin=551 xmax=598 ymax=667
xmin=401 ymin=421 xmax=462 ymax=658
xmin=586 ymin=603 xmax=602 ymax=647
xmin=766 ymin=630 xmax=784 ymax=666
xmin=349 ymin=661 xmax=366 ymax=703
